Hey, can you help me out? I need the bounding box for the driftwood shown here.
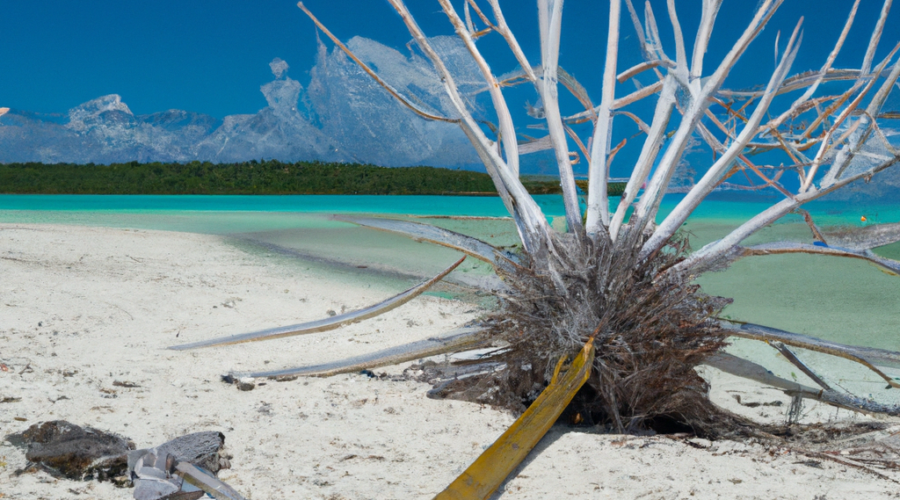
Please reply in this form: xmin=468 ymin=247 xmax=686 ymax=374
xmin=165 ymin=0 xmax=900 ymax=496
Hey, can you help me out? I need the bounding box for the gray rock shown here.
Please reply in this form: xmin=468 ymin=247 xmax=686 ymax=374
xmin=128 ymin=431 xmax=227 ymax=476
xmin=5 ymin=420 xmax=133 ymax=480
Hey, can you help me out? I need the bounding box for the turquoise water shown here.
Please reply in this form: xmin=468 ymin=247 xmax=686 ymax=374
xmin=0 ymin=194 xmax=555 ymax=234
xmin=0 ymin=194 xmax=548 ymax=216
xmin=1 ymin=193 xmax=899 ymax=369
xmin=1 ymin=193 xmax=897 ymax=228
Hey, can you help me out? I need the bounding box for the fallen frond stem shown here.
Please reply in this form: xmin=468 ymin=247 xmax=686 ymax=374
xmin=169 ymin=256 xmax=466 ymax=350
xmin=433 ymin=337 xmax=595 ymax=500
xmin=734 ymin=241 xmax=900 ymax=276
xmin=719 ymin=321 xmax=900 ymax=386
xmin=769 ymin=341 xmax=832 ymax=390
xmin=334 ymin=215 xmax=519 ymax=268
xmin=237 ymin=326 xmax=489 ymax=379
xmin=704 ymin=352 xmax=900 ymax=416
xmin=176 ymin=461 xmax=249 ymax=500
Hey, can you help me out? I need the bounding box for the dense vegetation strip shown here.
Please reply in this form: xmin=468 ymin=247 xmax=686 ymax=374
xmin=0 ymin=161 xmax=625 ymax=196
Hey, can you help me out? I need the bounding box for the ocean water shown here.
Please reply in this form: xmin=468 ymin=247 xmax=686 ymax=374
xmin=2 ymin=193 xmax=898 ymax=364
xmin=1 ymin=192 xmax=896 ymax=225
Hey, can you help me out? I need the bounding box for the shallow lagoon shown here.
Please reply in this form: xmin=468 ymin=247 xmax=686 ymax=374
xmin=1 ymin=193 xmax=898 ymax=360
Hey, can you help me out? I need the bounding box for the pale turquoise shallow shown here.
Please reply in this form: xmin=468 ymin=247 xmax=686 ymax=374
xmin=1 ymin=194 xmax=898 ymax=371
xmin=1 ymin=193 xmax=897 ymax=232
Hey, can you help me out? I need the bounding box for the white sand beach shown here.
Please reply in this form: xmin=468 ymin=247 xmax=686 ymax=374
xmin=3 ymin=223 xmax=900 ymax=499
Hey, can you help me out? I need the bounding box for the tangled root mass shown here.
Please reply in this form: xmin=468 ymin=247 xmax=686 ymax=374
xmin=435 ymin=227 xmax=741 ymax=436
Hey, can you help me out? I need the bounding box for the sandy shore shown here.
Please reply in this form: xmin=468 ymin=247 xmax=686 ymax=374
xmin=2 ymin=223 xmax=900 ymax=499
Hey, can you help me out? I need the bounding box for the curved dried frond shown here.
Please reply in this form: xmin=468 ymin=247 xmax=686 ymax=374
xmin=720 ymin=321 xmax=900 ymax=369
xmin=169 ymin=256 xmax=466 ymax=351
xmin=705 ymin=353 xmax=900 ymax=417
xmin=737 ymin=241 xmax=900 ymax=276
xmin=237 ymin=326 xmax=489 ymax=379
xmin=720 ymin=322 xmax=900 ymax=394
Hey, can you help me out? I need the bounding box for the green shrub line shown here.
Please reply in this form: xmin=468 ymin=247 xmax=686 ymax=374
xmin=0 ymin=160 xmax=626 ymax=196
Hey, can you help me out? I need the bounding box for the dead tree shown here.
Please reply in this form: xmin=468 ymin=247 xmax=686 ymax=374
xmin=173 ymin=0 xmax=900 ymax=492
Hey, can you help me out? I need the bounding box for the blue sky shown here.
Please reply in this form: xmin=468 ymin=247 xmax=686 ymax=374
xmin=2 ymin=0 xmax=899 ymax=120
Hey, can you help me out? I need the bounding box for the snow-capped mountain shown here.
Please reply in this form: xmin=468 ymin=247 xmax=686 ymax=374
xmin=0 ymin=38 xmax=484 ymax=168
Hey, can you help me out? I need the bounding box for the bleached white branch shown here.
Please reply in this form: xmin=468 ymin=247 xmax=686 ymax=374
xmin=821 ymin=46 xmax=900 ymax=186
xmin=690 ymin=0 xmax=722 ymax=80
xmin=623 ymin=0 xmax=653 ymax=61
xmin=584 ymin=0 xmax=621 ymax=235
xmin=463 ymin=0 xmax=475 ymax=33
xmin=487 ymin=0 xmax=538 ymax=84
xmin=538 ymin=0 xmax=584 ymax=234
xmin=676 ymin=153 xmax=900 ymax=274
xmin=298 ymin=2 xmax=456 ymax=124
xmin=706 ymin=241 xmax=900 ymax=277
xmin=862 ymin=0 xmax=893 ymax=75
xmin=438 ymin=0 xmax=521 ymax=176
xmin=643 ymin=1 xmax=669 ymax=63
xmin=705 ymin=352 xmax=900 ymax=416
xmin=632 ymin=0 xmax=782 ymax=229
xmin=802 ymin=47 xmax=899 ymax=191
xmin=563 ymin=81 xmax=664 ymax=125
xmin=642 ymin=20 xmax=802 ymax=259
xmin=608 ymin=77 xmax=677 ymax=242
xmin=383 ymin=0 xmax=552 ymax=251
xmin=666 ymin=0 xmax=688 ymax=81
xmin=762 ymin=0 xmax=859 ymax=135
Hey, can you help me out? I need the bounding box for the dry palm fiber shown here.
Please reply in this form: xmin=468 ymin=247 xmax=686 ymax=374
xmin=439 ymin=228 xmax=734 ymax=435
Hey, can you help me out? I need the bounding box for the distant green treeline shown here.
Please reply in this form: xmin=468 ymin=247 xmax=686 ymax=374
xmin=0 ymin=160 xmax=625 ymax=196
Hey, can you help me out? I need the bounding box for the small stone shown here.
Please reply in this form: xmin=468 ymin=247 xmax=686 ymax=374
xmin=237 ymin=378 xmax=255 ymax=391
